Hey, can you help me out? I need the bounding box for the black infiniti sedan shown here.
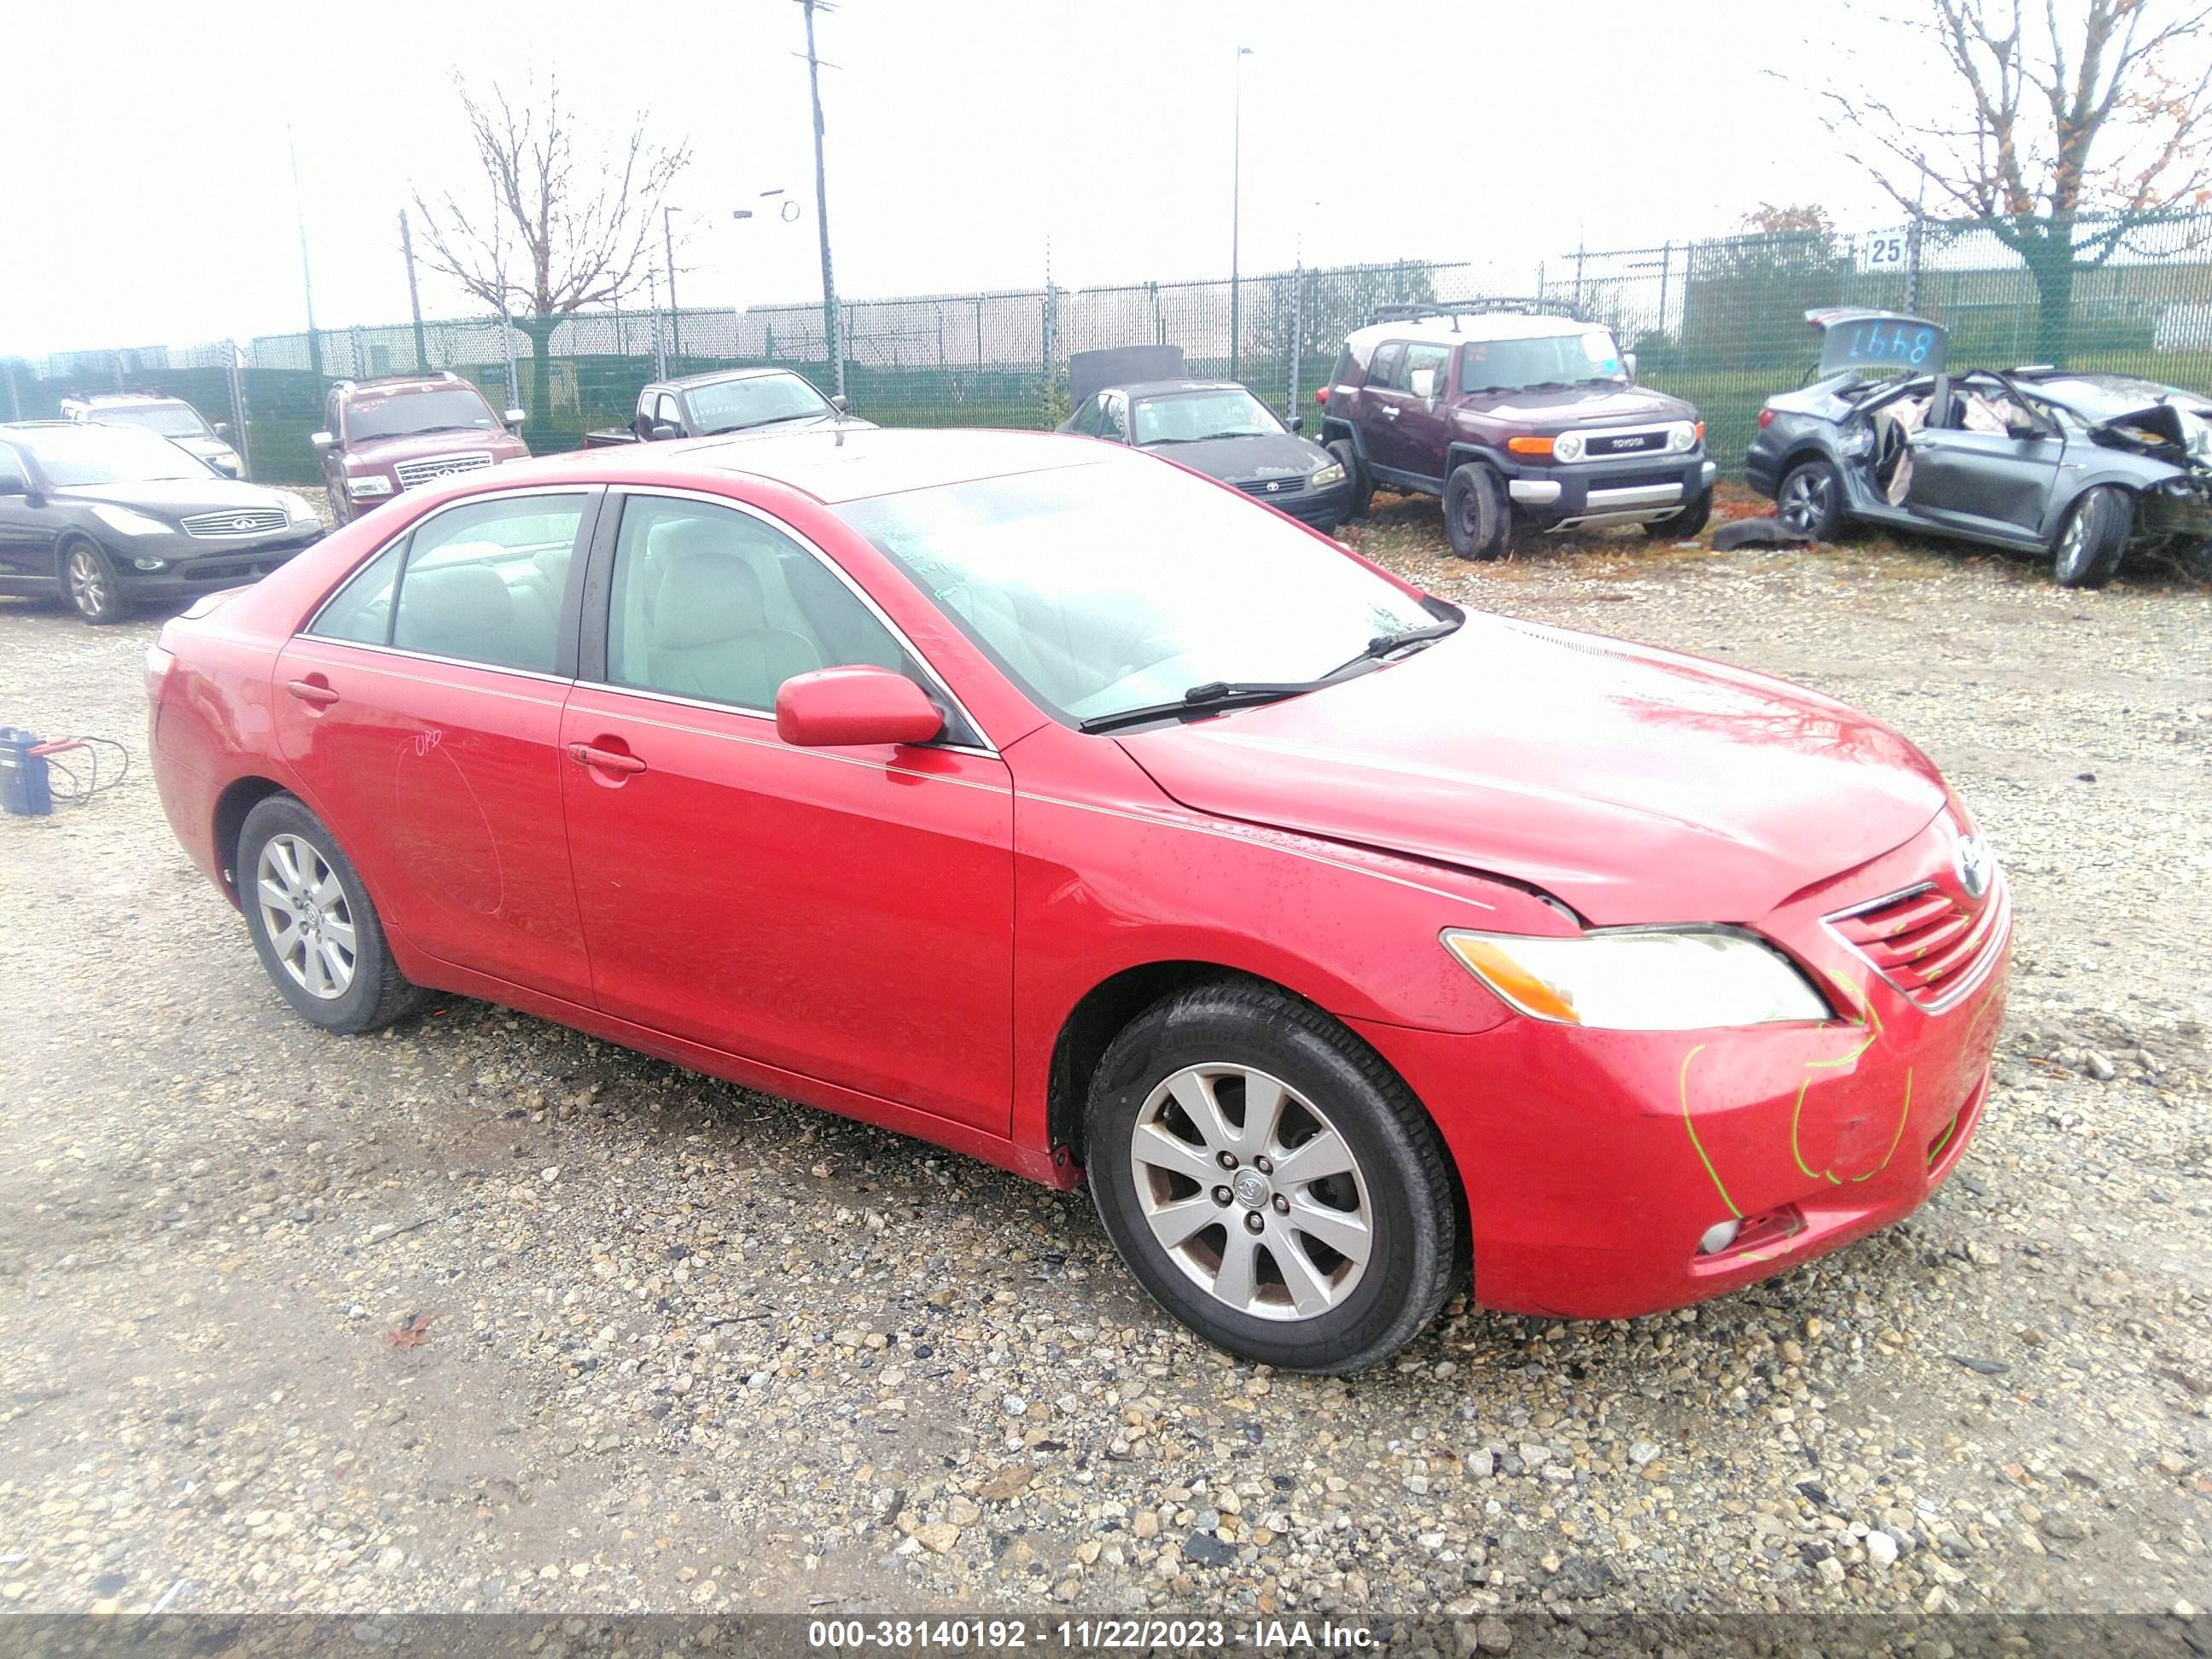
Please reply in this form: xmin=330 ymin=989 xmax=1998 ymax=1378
xmin=1747 ymin=309 xmax=2212 ymax=587
xmin=1060 ymin=371 xmax=1350 ymax=531
xmin=0 ymin=422 xmax=323 ymax=624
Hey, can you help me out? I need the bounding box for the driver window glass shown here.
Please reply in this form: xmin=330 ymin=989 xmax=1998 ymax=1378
xmin=1070 ymin=395 xmax=1103 ymax=435
xmin=655 ymin=393 xmax=681 ymax=428
xmin=605 ymin=496 xmax=915 ymax=713
xmin=387 ymin=494 xmax=585 ymax=672
xmin=1099 ymin=395 xmax=1129 ymax=441
xmin=1368 ymin=342 xmax=1407 ymax=391
xmin=1404 ymin=343 xmax=1450 ymax=396
xmin=0 ymin=446 xmax=26 ymax=489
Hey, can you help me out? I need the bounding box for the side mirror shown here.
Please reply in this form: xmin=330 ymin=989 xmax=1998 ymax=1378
xmin=311 ymin=431 xmax=335 ymax=452
xmin=1409 ymin=368 xmax=1437 ymax=400
xmin=830 ymin=394 xmax=848 ymax=413
xmin=776 ymin=666 xmax=944 ymax=748
xmin=1289 ymin=414 xmax=1305 ymax=432
xmin=1623 ymin=351 xmax=1639 ymax=382
xmin=214 ymin=422 xmax=232 ymax=438
xmin=648 ymin=421 xmax=682 ymax=440
xmin=504 ymin=407 xmax=527 ymax=427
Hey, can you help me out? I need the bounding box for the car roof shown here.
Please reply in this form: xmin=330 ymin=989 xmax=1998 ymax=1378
xmin=340 ymin=375 xmax=479 ymax=400
xmin=663 ymin=366 xmax=816 ymax=393
xmin=1103 ymin=379 xmax=1249 ymax=399
xmin=1347 ymin=313 xmax=1597 ymax=348
xmin=70 ymin=393 xmax=191 ymax=407
xmin=492 ymin=426 xmax=1115 ymax=506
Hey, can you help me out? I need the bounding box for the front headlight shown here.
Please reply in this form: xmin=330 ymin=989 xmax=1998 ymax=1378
xmin=1442 ymin=927 xmax=1830 ymax=1030
xmin=1553 ymin=430 xmax=1586 ymax=463
xmin=1308 ymin=462 xmax=1346 ymax=488
xmin=91 ymin=504 xmax=171 ymax=537
xmin=345 ymin=474 xmax=395 ymax=498
xmin=1668 ymin=420 xmax=1701 ymax=452
xmin=274 ymin=491 xmax=318 ymax=525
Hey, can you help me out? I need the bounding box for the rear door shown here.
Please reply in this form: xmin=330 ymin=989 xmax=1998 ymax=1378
xmin=271 ymin=485 xmax=601 ymax=1004
xmin=1905 ymin=380 xmax=2064 ymax=540
xmin=557 ymin=489 xmax=1016 ymax=1133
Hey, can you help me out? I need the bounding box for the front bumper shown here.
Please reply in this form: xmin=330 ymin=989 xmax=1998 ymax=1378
xmin=111 ymin=529 xmax=323 ymax=596
xmin=1243 ymin=477 xmax=1351 ymax=529
xmin=1499 ymin=452 xmax=1716 ymax=531
xmin=1353 ymin=831 xmax=2012 ymax=1320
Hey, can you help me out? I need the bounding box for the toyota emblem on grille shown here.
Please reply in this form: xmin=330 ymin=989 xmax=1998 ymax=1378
xmin=1954 ymin=835 xmax=1993 ymax=899
xmin=1265 ymin=480 xmax=1284 ymax=492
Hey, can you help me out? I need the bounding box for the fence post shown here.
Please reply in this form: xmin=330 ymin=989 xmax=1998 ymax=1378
xmin=1656 ymin=242 xmax=1670 ymax=342
xmin=1286 ymin=259 xmax=1303 ymax=421
xmin=224 ymin=341 xmax=252 ymax=484
xmin=1574 ymin=240 xmax=1586 ymax=314
xmin=1041 ymin=282 xmax=1057 ymax=427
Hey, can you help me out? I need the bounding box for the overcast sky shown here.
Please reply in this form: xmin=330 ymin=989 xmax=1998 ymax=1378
xmin=3 ymin=0 xmax=1916 ymax=358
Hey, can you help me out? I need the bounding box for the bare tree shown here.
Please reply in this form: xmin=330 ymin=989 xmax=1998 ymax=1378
xmin=412 ymin=75 xmax=690 ymax=432
xmin=1818 ymin=0 xmax=2212 ymax=360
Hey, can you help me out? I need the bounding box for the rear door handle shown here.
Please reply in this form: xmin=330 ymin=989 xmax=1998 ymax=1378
xmin=568 ymin=742 xmax=646 ymax=776
xmin=285 ymin=678 xmax=340 ymax=707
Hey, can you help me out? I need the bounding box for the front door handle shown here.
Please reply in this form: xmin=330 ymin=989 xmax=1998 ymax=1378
xmin=1378 ymin=405 xmax=1400 ymax=420
xmin=285 ymin=678 xmax=339 ymax=707
xmin=568 ymin=742 xmax=646 ymax=776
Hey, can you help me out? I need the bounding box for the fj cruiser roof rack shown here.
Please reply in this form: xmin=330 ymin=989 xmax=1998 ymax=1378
xmin=337 ymin=370 xmax=463 ymax=392
xmin=1367 ymin=298 xmax=1591 ymax=328
xmin=61 ymin=387 xmax=177 ymax=402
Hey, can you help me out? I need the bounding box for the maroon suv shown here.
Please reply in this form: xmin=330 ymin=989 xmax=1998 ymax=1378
xmin=313 ymin=373 xmax=530 ymax=524
xmin=1318 ymin=306 xmax=1714 ymax=558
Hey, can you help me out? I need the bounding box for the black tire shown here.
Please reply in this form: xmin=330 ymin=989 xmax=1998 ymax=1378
xmin=2052 ymin=486 xmax=2130 ymax=589
xmin=1775 ymin=458 xmax=1844 ymax=541
xmin=237 ymin=795 xmax=428 ymax=1034
xmin=59 ymin=536 xmax=127 ymax=626
xmin=1084 ymin=978 xmax=1462 ymax=1374
xmin=1327 ymin=439 xmax=1371 ymax=521
xmin=1644 ymin=486 xmax=1714 ymax=540
xmin=1442 ymin=463 xmax=1509 ymax=560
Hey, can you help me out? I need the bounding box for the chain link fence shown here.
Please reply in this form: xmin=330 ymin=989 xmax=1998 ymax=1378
xmin=9 ymin=210 xmax=2210 ymax=490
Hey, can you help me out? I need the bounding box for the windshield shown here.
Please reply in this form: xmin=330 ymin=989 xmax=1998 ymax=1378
xmin=96 ymin=405 xmax=211 ymax=439
xmin=1131 ymin=387 xmax=1283 ymax=445
xmin=346 ymin=387 xmax=499 ymax=441
xmin=1458 ymin=330 xmax=1625 ymax=393
xmin=834 ymin=456 xmax=1435 ymax=725
xmin=17 ymin=424 xmax=210 ymax=486
xmin=686 ymin=373 xmax=833 ymax=434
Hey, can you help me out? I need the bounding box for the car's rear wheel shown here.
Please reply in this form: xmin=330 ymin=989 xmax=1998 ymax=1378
xmin=1644 ymin=486 xmax=1714 ymax=540
xmin=1775 ymin=459 xmax=1844 ymax=541
xmin=1443 ymin=463 xmax=1509 ymax=560
xmin=60 ymin=537 xmax=125 ymax=626
xmin=1084 ymin=979 xmax=1461 ymax=1373
xmin=1327 ymin=439 xmax=1371 ymax=521
xmin=238 ymin=795 xmax=428 ymax=1034
xmin=2052 ymin=486 xmax=2130 ymax=589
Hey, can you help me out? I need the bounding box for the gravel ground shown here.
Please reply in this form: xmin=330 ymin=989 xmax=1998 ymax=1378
xmin=0 ymin=488 xmax=2207 ymax=1625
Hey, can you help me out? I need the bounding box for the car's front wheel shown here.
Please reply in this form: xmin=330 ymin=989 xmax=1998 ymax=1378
xmin=1443 ymin=463 xmax=1509 ymax=560
xmin=1327 ymin=439 xmax=1371 ymax=521
xmin=238 ymin=795 xmax=428 ymax=1034
xmin=60 ymin=537 xmax=125 ymax=626
xmin=1085 ymin=980 xmax=1462 ymax=1373
xmin=1775 ymin=459 xmax=1844 ymax=541
xmin=2052 ymin=486 xmax=2130 ymax=589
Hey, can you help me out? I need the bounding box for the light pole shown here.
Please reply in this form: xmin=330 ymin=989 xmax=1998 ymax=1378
xmin=288 ymin=125 xmax=321 ymax=376
xmin=798 ymin=0 xmax=845 ymax=401
xmin=664 ymin=205 xmax=684 ymax=370
xmin=1230 ymin=45 xmax=1252 ymax=385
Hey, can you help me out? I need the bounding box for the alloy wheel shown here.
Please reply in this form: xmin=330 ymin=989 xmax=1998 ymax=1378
xmin=1127 ymin=1063 xmax=1374 ymax=1322
xmin=255 ymin=834 xmax=358 ymax=999
xmin=1778 ymin=470 xmax=1828 ymax=534
xmin=2056 ymin=508 xmax=2089 ymax=577
xmin=65 ymin=545 xmax=111 ymax=620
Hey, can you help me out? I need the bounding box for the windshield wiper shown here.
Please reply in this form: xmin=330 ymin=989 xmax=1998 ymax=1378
xmin=1322 ymin=619 xmax=1463 ymax=678
xmin=1078 ymin=678 xmax=1333 ymax=734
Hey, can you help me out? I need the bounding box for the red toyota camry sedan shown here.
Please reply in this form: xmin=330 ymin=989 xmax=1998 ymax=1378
xmin=148 ymin=428 xmax=2009 ymax=1372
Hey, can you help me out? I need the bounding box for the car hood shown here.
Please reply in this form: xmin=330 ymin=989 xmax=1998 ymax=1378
xmin=1114 ymin=617 xmax=1948 ymax=925
xmin=49 ymin=477 xmax=301 ymax=517
xmin=2087 ymin=401 xmax=2212 ymax=470
xmin=1464 ymin=386 xmax=1697 ymax=427
xmin=344 ymin=428 xmax=525 ymax=464
xmin=1137 ymin=431 xmax=1329 ymax=483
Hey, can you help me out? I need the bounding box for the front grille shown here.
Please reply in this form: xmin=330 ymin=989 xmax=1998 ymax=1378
xmin=1235 ymin=476 xmax=1305 ymax=498
xmin=1586 ymin=429 xmax=1668 ymax=458
xmin=182 ymin=508 xmax=288 ymax=538
xmin=1826 ymin=875 xmax=2007 ymax=1009
xmin=393 ymin=451 xmax=494 ymax=489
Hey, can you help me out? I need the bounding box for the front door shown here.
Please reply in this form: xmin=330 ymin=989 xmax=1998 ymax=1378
xmin=1393 ymin=342 xmax=1455 ymax=480
xmin=0 ymin=444 xmax=52 ymax=586
xmin=558 ymin=490 xmax=1016 ymax=1133
xmin=1358 ymin=341 xmax=1420 ymax=479
xmin=1905 ymin=387 xmax=2063 ymax=540
xmin=271 ymin=486 xmax=600 ymax=1004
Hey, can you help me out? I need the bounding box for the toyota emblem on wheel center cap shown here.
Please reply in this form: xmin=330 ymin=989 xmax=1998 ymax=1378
xmin=1954 ymin=835 xmax=1993 ymax=899
xmin=1231 ymin=1168 xmax=1271 ymax=1208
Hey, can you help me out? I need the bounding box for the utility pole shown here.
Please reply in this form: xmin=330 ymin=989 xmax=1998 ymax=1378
xmin=399 ymin=209 xmax=428 ymax=372
xmin=288 ymin=126 xmax=322 ymax=377
xmin=664 ymin=205 xmax=684 ymax=370
xmin=1230 ymin=45 xmax=1252 ymax=384
xmin=798 ymin=0 xmax=844 ymax=400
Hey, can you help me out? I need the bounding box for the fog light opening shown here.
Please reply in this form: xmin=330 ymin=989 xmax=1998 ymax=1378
xmin=1697 ymin=1218 xmax=1743 ymax=1256
xmin=133 ymin=557 xmax=170 ymax=572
